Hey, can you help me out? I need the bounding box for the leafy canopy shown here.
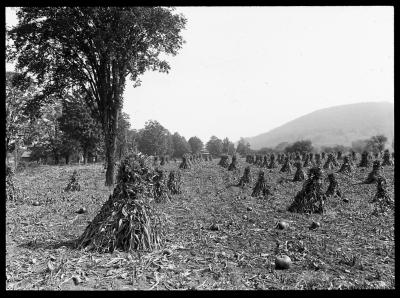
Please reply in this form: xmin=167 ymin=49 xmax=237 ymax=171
xmin=188 ymin=136 xmax=203 ymax=154
xmin=7 ymin=7 xmax=187 ymax=124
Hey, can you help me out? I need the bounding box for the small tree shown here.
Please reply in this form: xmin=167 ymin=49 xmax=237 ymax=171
xmin=137 ymin=120 xmax=171 ymax=156
xmin=188 ymin=136 xmax=203 ymax=154
xmin=171 ymin=132 xmax=190 ymax=158
xmin=206 ymin=136 xmax=223 ymax=157
xmin=236 ymin=138 xmax=251 ymax=156
xmin=367 ymin=135 xmax=388 ymax=154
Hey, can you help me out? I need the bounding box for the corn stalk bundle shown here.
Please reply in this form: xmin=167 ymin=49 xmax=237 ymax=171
xmin=303 ymin=154 xmax=311 ymax=167
xmin=246 ymin=155 xmax=253 ymax=164
xmin=179 ymin=154 xmax=191 ymax=169
xmin=309 ymin=152 xmax=314 ymax=162
xmin=358 ymin=151 xmax=371 ymax=168
xmin=364 ymin=160 xmax=383 ymax=184
xmin=251 ymin=171 xmax=272 ymax=198
xmin=302 ymin=152 xmax=308 ymax=161
xmin=280 ymin=157 xmax=293 ymax=173
xmin=288 ymin=167 xmax=325 ymax=214
xmin=160 ymin=156 xmax=166 ymax=166
xmin=237 ymin=166 xmax=251 ymax=188
xmin=6 ymin=166 xmax=20 ymax=201
xmin=381 ymin=149 xmax=393 ymax=166
xmin=218 ymin=155 xmax=230 ymax=168
xmin=323 ymin=153 xmax=337 ymax=170
xmin=325 ymin=173 xmax=342 ymax=198
xmin=371 ymin=176 xmax=394 ymax=213
xmin=295 ymin=152 xmax=302 ymax=161
xmin=337 ymin=151 xmax=343 ymax=160
xmin=228 ymin=155 xmax=238 ymax=171
xmin=167 ymin=171 xmax=182 ymax=195
xmin=293 ymin=161 xmax=306 ymax=182
xmin=153 ymin=156 xmax=159 ymax=166
xmin=338 ymin=155 xmax=353 ymax=174
xmin=152 ymin=169 xmax=171 ymax=203
xmin=314 ymin=153 xmax=322 ymax=166
xmin=269 ymin=154 xmax=278 ymax=168
xmin=76 ymin=153 xmax=163 ymax=253
xmin=188 ymin=154 xmax=194 ymax=165
xmin=261 ymin=155 xmax=269 ymax=168
xmin=321 ymin=152 xmax=326 ymax=161
xmin=64 ymin=170 xmax=81 ymax=192
xmin=351 ymin=151 xmax=357 ymax=161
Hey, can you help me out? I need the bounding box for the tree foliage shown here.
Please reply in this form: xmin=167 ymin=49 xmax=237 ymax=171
xmin=5 ymin=72 xmax=33 ymax=153
xmin=236 ymin=137 xmax=251 ymax=156
xmin=206 ymin=136 xmax=223 ymax=156
xmin=171 ymin=132 xmax=190 ymax=158
xmin=367 ymin=135 xmax=388 ymax=153
xmin=321 ymin=144 xmax=350 ymax=153
xmin=352 ymin=135 xmax=388 ymax=154
xmin=115 ymin=112 xmax=132 ymax=160
xmin=8 ymin=7 xmax=186 ymax=185
xmin=137 ymin=120 xmax=171 ymax=156
xmin=285 ymin=140 xmax=313 ymax=154
xmin=58 ymin=93 xmax=103 ymax=163
xmin=275 ymin=142 xmax=290 ymax=152
xmin=188 ymin=136 xmax=203 ymax=154
xmin=222 ymin=137 xmax=235 ymax=155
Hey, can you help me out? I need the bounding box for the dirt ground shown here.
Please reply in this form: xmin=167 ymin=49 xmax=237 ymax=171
xmin=6 ymin=157 xmax=395 ymax=290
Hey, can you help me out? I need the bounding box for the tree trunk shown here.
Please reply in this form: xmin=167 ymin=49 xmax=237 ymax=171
xmin=104 ymin=109 xmax=119 ymax=187
xmin=14 ymin=146 xmax=19 ymax=172
xmin=54 ymin=154 xmax=59 ymax=165
xmin=83 ymin=149 xmax=88 ymax=164
xmin=65 ymin=154 xmax=70 ymax=165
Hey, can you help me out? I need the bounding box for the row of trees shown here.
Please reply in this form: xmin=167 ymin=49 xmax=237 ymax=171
xmin=253 ymin=135 xmax=391 ymax=156
xmin=135 ymin=120 xmax=204 ymax=157
xmin=6 ymin=74 xmax=211 ymax=167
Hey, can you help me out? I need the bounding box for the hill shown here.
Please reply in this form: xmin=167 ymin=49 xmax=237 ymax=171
xmin=245 ymin=102 xmax=394 ymax=150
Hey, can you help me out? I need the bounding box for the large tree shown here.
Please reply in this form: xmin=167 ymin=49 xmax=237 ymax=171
xmin=8 ymin=7 xmax=186 ymax=185
xmin=188 ymin=136 xmax=203 ymax=154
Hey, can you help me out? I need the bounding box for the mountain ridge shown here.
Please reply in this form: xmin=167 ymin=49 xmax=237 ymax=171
xmin=245 ymin=102 xmax=394 ymax=150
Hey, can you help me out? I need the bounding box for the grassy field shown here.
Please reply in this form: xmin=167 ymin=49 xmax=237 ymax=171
xmin=6 ymin=157 xmax=394 ymax=290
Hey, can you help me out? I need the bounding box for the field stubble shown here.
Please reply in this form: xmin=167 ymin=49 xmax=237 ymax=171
xmin=6 ymin=158 xmax=394 ymax=290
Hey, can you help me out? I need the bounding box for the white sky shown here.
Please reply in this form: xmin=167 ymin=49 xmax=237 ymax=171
xmin=6 ymin=6 xmax=394 ymax=144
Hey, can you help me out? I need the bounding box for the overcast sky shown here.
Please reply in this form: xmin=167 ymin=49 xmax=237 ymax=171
xmin=6 ymin=6 xmax=394 ymax=144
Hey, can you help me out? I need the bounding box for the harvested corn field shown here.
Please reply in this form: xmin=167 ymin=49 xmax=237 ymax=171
xmin=6 ymin=157 xmax=395 ymax=290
